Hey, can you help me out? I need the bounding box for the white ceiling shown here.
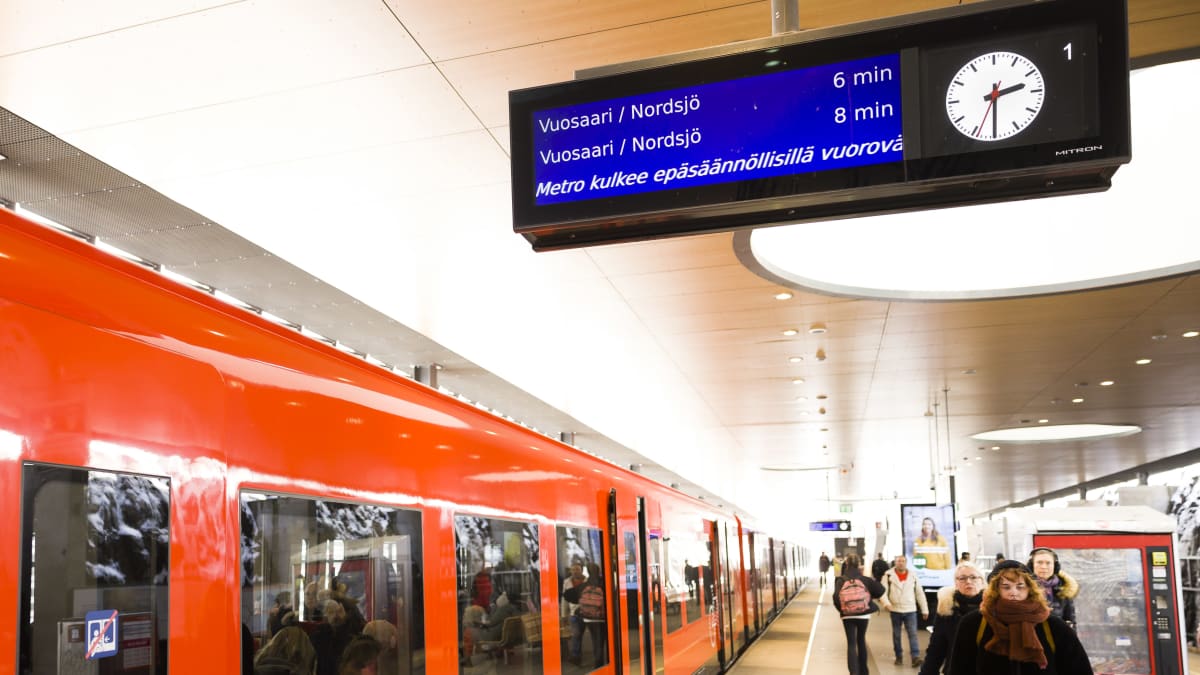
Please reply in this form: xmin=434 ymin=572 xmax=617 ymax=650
xmin=2 ymin=0 xmax=1199 ymax=540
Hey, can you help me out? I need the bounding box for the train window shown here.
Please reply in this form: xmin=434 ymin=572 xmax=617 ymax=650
xmin=556 ymin=525 xmax=609 ymax=672
xmin=455 ymin=515 xmax=542 ymax=675
xmin=239 ymin=492 xmax=424 ymax=675
xmin=19 ymin=464 xmax=170 ymax=674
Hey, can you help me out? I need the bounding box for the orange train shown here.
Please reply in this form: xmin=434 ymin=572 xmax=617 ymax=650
xmin=0 ymin=206 xmax=808 ymax=675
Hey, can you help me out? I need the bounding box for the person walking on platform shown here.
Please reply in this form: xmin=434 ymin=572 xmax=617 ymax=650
xmin=833 ymin=554 xmax=886 ymax=675
xmin=949 ymin=560 xmax=1092 ymax=674
xmin=819 ymin=552 xmax=831 ymax=587
xmin=1027 ymin=547 xmax=1078 ymax=629
xmin=918 ymin=562 xmax=984 ymax=675
xmin=881 ymin=555 xmax=928 ymax=667
xmin=871 ymin=553 xmax=890 ymax=583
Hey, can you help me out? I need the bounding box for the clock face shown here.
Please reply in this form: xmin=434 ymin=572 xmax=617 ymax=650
xmin=945 ymin=51 xmax=1045 ymax=141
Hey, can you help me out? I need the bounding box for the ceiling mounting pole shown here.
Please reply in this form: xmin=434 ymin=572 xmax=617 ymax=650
xmin=770 ymin=0 xmax=800 ymax=35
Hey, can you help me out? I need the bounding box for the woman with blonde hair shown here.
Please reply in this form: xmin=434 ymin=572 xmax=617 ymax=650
xmin=949 ymin=561 xmax=1092 ymax=674
xmin=254 ymin=626 xmax=317 ymax=675
xmin=363 ymin=620 xmax=399 ymax=675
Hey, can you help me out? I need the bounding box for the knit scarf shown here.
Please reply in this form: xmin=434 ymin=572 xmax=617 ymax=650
xmin=980 ymin=595 xmax=1051 ymax=668
xmin=954 ymin=591 xmax=982 ymax=615
xmin=1035 ymin=575 xmax=1060 ymax=603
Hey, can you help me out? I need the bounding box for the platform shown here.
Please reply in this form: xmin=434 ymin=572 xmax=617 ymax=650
xmin=731 ymin=582 xmax=1200 ymax=675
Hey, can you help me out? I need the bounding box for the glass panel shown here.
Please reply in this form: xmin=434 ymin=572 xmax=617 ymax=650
xmin=622 ymin=531 xmax=641 ymax=670
xmin=557 ymin=525 xmax=607 ymax=672
xmin=649 ymin=532 xmax=665 ymax=675
xmin=20 ymin=464 xmax=170 ymax=675
xmin=240 ymin=492 xmax=425 ymax=675
xmin=661 ymin=538 xmax=682 ymax=633
xmin=1055 ymin=548 xmax=1150 ymax=674
xmin=455 ymin=515 xmax=543 ymax=675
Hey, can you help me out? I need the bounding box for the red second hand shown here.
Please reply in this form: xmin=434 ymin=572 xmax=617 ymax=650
xmin=975 ymin=80 xmax=1001 ymax=138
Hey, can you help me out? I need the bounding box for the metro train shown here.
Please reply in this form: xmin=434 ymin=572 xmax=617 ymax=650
xmin=0 ymin=206 xmax=809 ymax=675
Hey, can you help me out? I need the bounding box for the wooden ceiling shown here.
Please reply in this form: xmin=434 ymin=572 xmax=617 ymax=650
xmin=0 ymin=0 xmax=1197 ymax=529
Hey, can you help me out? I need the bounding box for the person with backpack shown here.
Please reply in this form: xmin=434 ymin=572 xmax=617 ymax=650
xmin=948 ymin=560 xmax=1092 ymax=674
xmin=563 ymin=562 xmax=609 ymax=668
xmin=832 ymin=554 xmax=886 ymax=675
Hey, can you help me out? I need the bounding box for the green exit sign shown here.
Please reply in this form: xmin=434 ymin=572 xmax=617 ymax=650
xmin=839 ymin=504 xmax=853 ymax=513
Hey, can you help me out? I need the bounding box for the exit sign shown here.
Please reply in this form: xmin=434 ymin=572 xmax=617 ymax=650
xmin=840 ymin=504 xmax=853 ymax=513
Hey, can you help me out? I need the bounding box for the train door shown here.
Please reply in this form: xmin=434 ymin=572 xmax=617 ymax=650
xmin=743 ymin=532 xmax=760 ymax=634
xmin=622 ymin=523 xmax=644 ymax=675
xmin=637 ymin=497 xmax=666 ymax=675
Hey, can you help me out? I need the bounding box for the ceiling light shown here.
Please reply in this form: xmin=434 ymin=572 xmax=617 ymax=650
xmin=788 ymin=356 xmax=803 ymax=363
xmin=1151 ymin=332 xmax=1168 ymax=341
xmin=792 ymin=378 xmax=805 ymax=384
xmin=991 ymin=446 xmax=1000 ymax=451
xmin=1135 ymin=358 xmax=1152 ymax=365
xmin=0 ymin=152 xmax=7 ymax=161
xmin=796 ymin=395 xmax=808 ymax=401
xmin=972 ymin=424 xmax=1142 ymax=443
xmin=1071 ymin=397 xmax=1085 ymax=404
xmin=962 ymin=369 xmax=977 ymax=375
xmin=1099 ymin=380 xmax=1115 ymax=386
xmin=808 ymin=322 xmax=828 ymax=334
xmin=1038 ymin=419 xmax=1049 ymax=424
xmin=775 ymin=291 xmax=793 ymax=300
xmin=815 ymin=348 xmax=827 ymax=361
xmin=820 ymin=427 xmax=829 ymax=432
xmin=976 ymin=456 xmax=982 ymax=461
xmin=800 ymin=411 xmax=810 ymax=415
xmin=1184 ymin=330 xmax=1199 ymax=338
xmin=782 ymin=328 xmax=799 ymax=336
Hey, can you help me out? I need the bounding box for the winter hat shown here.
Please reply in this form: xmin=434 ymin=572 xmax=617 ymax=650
xmin=986 ymin=559 xmax=1030 ymax=582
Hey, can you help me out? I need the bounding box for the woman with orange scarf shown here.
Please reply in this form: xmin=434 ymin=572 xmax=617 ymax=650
xmin=948 ymin=560 xmax=1092 ymax=674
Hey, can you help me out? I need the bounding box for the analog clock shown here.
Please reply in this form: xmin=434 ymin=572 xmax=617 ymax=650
xmin=945 ymin=51 xmax=1045 ymax=141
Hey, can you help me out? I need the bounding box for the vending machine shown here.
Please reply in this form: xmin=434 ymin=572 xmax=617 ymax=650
xmin=1021 ymin=506 xmax=1187 ymax=675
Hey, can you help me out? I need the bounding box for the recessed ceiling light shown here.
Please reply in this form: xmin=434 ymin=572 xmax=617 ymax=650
xmin=1184 ymin=330 xmax=1199 ymax=338
xmin=820 ymin=427 xmax=829 ymax=432
xmin=962 ymin=369 xmax=977 ymax=375
xmin=1071 ymin=397 xmax=1085 ymax=404
xmin=975 ymin=456 xmax=982 ymax=461
xmin=1135 ymin=358 xmax=1152 ymax=365
xmin=789 ymin=356 xmax=803 ymax=363
xmin=816 ymin=394 xmax=828 ymax=400
xmin=972 ymin=423 xmax=1142 ymax=443
xmin=775 ymin=291 xmax=793 ymax=300
xmin=808 ymin=322 xmax=828 ymax=334
xmin=800 ymin=411 xmax=810 ymax=415
xmin=796 ymin=396 xmax=808 ymax=401
xmin=1038 ymin=419 xmax=1049 ymax=424
xmin=792 ymin=378 xmax=805 ymax=384
xmin=782 ymin=328 xmax=799 ymax=336
xmin=1099 ymin=380 xmax=1115 ymax=386
xmin=990 ymin=446 xmax=1000 ymax=451
xmin=1152 ymin=332 xmax=1169 ymax=341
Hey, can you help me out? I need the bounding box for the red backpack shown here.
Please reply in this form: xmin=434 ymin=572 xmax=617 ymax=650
xmin=838 ymin=578 xmax=870 ymax=615
xmin=578 ymin=585 xmax=606 ymax=620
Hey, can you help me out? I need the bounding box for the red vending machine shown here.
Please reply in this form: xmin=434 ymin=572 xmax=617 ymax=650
xmin=1030 ymin=507 xmax=1186 ymax=675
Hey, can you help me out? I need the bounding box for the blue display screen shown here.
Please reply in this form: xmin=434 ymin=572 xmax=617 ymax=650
xmin=532 ymin=53 xmax=903 ymax=206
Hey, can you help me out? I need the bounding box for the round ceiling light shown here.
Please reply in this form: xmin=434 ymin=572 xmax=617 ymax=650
xmin=971 ymin=424 xmax=1141 ymax=443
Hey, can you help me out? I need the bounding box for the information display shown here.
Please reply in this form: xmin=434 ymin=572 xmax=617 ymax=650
xmin=534 ymin=53 xmax=902 ymax=205
xmin=510 ymin=0 xmax=1130 ymax=251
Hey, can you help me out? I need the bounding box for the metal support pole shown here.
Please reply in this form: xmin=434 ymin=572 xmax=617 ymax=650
xmin=413 ymin=364 xmax=439 ymax=388
xmin=770 ymin=0 xmax=800 ymax=35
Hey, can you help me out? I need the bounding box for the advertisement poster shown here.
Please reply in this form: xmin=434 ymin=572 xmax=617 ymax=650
xmin=901 ymin=504 xmax=956 ymax=588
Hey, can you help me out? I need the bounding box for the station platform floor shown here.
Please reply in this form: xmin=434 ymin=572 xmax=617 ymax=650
xmin=729 ymin=581 xmax=1200 ymax=675
xmin=729 ymin=582 xmax=929 ymax=675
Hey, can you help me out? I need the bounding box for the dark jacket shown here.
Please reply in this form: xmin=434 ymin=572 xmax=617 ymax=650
xmin=918 ymin=586 xmax=981 ymax=675
xmin=1038 ymin=571 xmax=1078 ymax=627
xmin=832 ymin=571 xmax=885 ymax=618
xmin=871 ymin=557 xmax=890 ymax=582
xmin=949 ymin=611 xmax=1093 ymax=674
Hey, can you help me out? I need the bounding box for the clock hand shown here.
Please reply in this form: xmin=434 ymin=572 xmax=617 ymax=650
xmin=992 ymin=95 xmax=998 ymax=138
xmin=983 ymin=82 xmax=1026 ymax=100
xmin=974 ymin=81 xmax=1000 ymax=138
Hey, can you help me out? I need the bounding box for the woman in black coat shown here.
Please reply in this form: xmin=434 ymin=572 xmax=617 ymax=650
xmin=832 ymin=554 xmax=886 ymax=675
xmin=918 ymin=563 xmax=984 ymax=675
xmin=949 ymin=561 xmax=1092 ymax=674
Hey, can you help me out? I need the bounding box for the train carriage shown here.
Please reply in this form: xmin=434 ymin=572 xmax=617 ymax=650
xmin=0 ymin=207 xmax=804 ymax=675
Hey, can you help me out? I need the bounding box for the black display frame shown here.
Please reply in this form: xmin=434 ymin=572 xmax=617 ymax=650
xmin=509 ymin=0 xmax=1130 ymax=251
